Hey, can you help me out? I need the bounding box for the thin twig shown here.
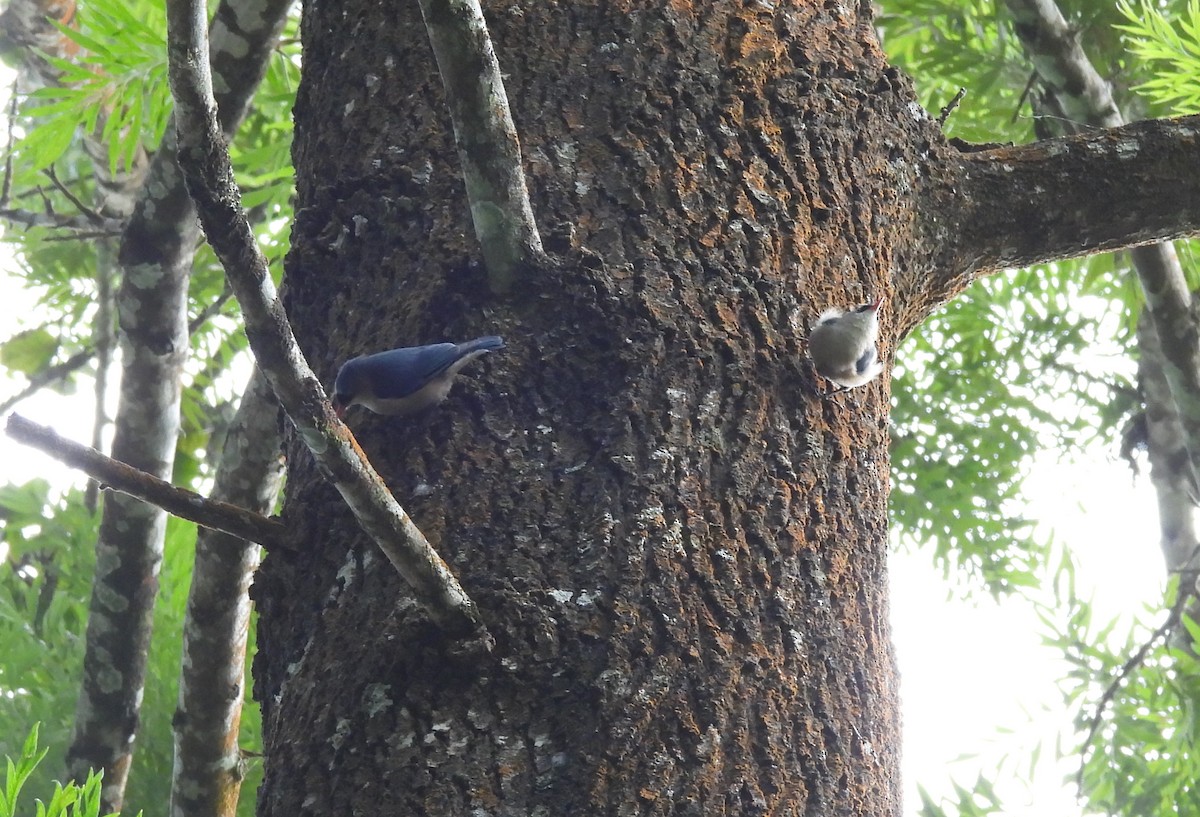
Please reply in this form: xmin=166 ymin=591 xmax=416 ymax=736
xmin=0 ymin=205 xmax=125 ymax=232
xmin=936 ymin=87 xmax=966 ymax=127
xmin=188 ymin=280 xmax=235 ymax=335
xmin=38 ymin=229 xmax=125 ymax=241
xmin=44 ymin=165 xmax=110 ymax=227
xmin=1013 ymin=70 xmax=1039 ymax=124
xmin=1075 ymin=579 xmax=1197 ymax=789
xmin=0 ymin=286 xmax=238 ymax=416
xmin=0 ymin=348 xmax=93 ymax=415
xmin=5 ymin=414 xmax=290 ymax=550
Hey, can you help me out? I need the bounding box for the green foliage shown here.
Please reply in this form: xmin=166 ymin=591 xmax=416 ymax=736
xmin=881 ymin=0 xmax=1200 ymax=814
xmin=0 ymin=485 xmax=261 ymax=817
xmin=0 ymin=724 xmax=128 ymax=817
xmin=0 ymin=483 xmax=98 ymax=761
xmin=876 ymin=0 xmax=1034 ymax=144
xmin=1117 ymin=0 xmax=1200 ymax=114
xmin=226 ymin=27 xmax=300 ymax=236
xmin=0 ymin=0 xmax=292 ymax=809
xmin=890 ymin=262 xmax=1138 ymax=594
xmin=20 ymin=0 xmax=170 ymax=174
xmin=1039 ymin=575 xmax=1200 ymax=816
xmin=916 ymin=774 xmax=1004 ymax=817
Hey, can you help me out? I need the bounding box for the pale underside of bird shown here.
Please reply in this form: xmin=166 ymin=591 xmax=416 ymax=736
xmin=808 ymin=299 xmax=884 ymax=389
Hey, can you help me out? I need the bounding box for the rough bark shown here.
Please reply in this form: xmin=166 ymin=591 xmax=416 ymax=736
xmin=165 ymin=0 xmax=487 ymax=636
xmin=257 ymin=1 xmax=914 ymax=814
xmin=1137 ymin=308 xmax=1199 ymax=572
xmin=252 ymin=0 xmax=1200 ymax=812
xmin=171 ymin=368 xmax=284 ymax=817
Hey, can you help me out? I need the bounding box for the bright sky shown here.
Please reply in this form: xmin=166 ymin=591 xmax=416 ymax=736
xmin=892 ymin=454 xmax=1167 ymax=816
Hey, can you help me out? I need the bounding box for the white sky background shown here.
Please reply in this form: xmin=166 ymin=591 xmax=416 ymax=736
xmin=892 ymin=455 xmax=1167 ymax=816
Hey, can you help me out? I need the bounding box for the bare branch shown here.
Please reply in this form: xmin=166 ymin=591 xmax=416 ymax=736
xmin=1137 ymin=305 xmax=1200 ymax=570
xmin=44 ymin=165 xmax=111 ymax=227
xmin=0 ymin=206 xmax=125 ymax=232
xmin=936 ymin=87 xmax=966 ymax=127
xmin=173 ymin=367 xmax=284 ymax=817
xmin=165 ymin=0 xmax=489 ymax=641
xmin=417 ymin=0 xmax=544 ymax=293
xmin=945 ymin=115 xmax=1200 ymax=273
xmin=1002 ymin=0 xmax=1122 ymax=129
xmin=5 ymin=413 xmax=290 ymax=549
xmin=0 ymin=348 xmax=93 ymax=415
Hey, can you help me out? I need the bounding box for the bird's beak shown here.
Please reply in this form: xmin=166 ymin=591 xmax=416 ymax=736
xmin=868 ymin=296 xmax=883 ymax=311
xmin=333 ymin=402 xmax=347 ymax=421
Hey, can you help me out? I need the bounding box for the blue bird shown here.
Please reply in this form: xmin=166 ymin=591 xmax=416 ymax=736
xmin=332 ymin=336 xmax=505 ymax=419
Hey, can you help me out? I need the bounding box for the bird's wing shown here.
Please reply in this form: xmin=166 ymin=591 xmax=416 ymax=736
xmin=370 ymin=343 xmax=461 ymax=399
xmin=854 ymin=345 xmax=878 ymax=375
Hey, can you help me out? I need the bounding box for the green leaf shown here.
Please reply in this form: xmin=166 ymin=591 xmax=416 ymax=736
xmin=20 ymin=117 xmax=77 ymax=170
xmin=0 ymin=329 xmax=58 ymax=376
xmin=1 ymin=724 xmax=50 ymax=817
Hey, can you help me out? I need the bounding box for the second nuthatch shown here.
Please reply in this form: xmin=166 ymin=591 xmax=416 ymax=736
xmin=808 ymin=299 xmax=884 ymax=389
xmin=332 ymin=336 xmax=505 ymax=419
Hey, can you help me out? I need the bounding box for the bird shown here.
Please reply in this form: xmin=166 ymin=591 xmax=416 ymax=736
xmin=808 ymin=298 xmax=884 ymax=389
xmin=331 ymin=336 xmax=505 ymax=419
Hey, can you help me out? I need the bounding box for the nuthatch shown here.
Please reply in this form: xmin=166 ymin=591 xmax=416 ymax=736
xmin=808 ymin=299 xmax=884 ymax=389
xmin=332 ymin=336 xmax=505 ymax=419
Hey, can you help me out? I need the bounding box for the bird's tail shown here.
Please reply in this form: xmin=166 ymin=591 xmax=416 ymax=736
xmin=462 ymin=335 xmax=506 ymax=354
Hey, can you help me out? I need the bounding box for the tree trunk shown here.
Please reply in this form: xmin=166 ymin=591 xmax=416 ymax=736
xmin=256 ymin=1 xmax=930 ymax=813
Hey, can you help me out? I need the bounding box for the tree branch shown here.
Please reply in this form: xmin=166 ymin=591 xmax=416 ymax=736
xmin=164 ymin=0 xmax=489 ymax=641
xmin=946 ymin=114 xmax=1200 ymax=274
xmin=417 ymin=0 xmax=544 ymax=293
xmin=5 ymin=413 xmax=289 ymax=549
xmin=0 ymin=348 xmax=93 ymax=415
xmin=172 ymin=367 xmax=284 ymax=817
xmin=0 ymin=206 xmax=125 ymax=233
xmin=1002 ymin=0 xmax=1122 ymax=128
xmin=1137 ymin=309 xmax=1199 ymax=571
xmin=44 ymin=165 xmax=111 ymax=227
